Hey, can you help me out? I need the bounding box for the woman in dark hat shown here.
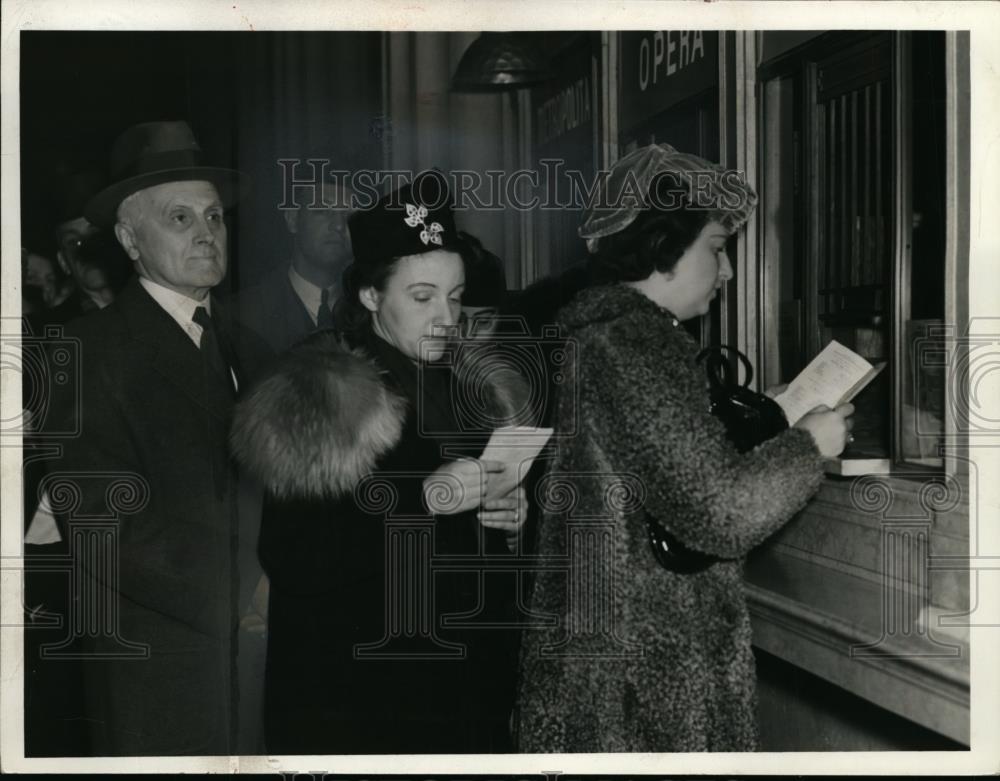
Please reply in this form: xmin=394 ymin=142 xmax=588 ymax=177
xmin=231 ymin=171 xmax=531 ymax=754
xmin=515 ymin=144 xmax=855 ymax=753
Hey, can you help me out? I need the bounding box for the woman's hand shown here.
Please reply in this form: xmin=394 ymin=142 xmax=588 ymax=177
xmin=423 ymin=458 xmax=506 ymax=515
xmin=793 ymin=403 xmax=855 ymax=458
xmin=479 ymin=483 xmax=527 ymax=529
xmin=764 ymin=382 xmax=789 ymax=399
xmin=479 ymin=484 xmax=528 ymax=551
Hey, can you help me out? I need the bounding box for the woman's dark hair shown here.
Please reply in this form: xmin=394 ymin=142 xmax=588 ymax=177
xmin=587 ymin=173 xmax=713 ymax=284
xmin=332 ymin=255 xmax=401 ymax=338
xmin=455 ymin=231 xmax=506 ymax=308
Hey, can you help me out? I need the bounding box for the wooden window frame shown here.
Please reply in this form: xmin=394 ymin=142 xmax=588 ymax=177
xmin=754 ymin=31 xmax=968 ymax=478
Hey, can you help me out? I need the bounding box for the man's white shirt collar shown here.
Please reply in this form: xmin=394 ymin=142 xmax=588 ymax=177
xmin=288 ymin=265 xmax=335 ymax=326
xmin=139 ymin=276 xmax=210 ymax=347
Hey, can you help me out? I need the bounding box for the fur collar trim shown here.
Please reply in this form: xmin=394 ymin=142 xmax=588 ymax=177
xmin=230 ymin=332 xmax=407 ymax=499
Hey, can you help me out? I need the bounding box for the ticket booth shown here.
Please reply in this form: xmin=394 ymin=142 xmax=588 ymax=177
xmin=597 ymin=28 xmax=970 ymax=750
xmin=743 ymin=30 xmax=970 ymax=749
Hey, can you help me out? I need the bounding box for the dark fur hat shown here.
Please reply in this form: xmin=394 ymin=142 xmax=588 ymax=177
xmin=348 ymin=169 xmax=459 ymax=266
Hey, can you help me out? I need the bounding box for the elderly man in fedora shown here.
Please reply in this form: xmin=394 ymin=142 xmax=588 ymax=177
xmin=43 ymin=120 xmax=269 ymax=756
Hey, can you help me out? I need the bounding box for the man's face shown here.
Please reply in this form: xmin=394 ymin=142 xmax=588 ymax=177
xmin=55 ymin=217 xmax=99 ymax=270
xmin=288 ymin=183 xmax=354 ymax=270
xmin=116 ymin=180 xmax=227 ymax=300
xmin=460 ymin=305 xmax=500 ymax=339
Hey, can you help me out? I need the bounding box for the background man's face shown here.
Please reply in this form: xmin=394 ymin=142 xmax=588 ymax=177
xmin=120 ymin=180 xmax=227 ymax=299
xmin=291 ymin=183 xmax=354 ymax=268
xmin=56 ymin=217 xmax=99 ymax=270
xmin=460 ymin=305 xmax=500 ymax=339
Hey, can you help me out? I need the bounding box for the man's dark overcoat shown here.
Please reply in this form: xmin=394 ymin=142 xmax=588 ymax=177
xmin=49 ymin=276 xmax=268 ymax=755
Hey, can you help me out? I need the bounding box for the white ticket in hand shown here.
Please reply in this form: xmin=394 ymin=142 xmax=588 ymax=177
xmin=479 ymin=425 xmax=554 ymax=499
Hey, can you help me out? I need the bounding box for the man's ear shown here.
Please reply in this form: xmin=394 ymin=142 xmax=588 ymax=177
xmin=283 ymin=208 xmax=299 ymax=235
xmin=114 ymin=222 xmax=141 ymax=262
xmin=358 ymin=286 xmax=380 ymax=313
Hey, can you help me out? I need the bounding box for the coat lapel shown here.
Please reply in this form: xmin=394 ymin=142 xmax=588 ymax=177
xmin=364 ymin=330 xmax=458 ymax=437
xmin=279 ymin=272 xmax=317 ymax=344
xmin=210 ymin=295 xmax=244 ymax=394
xmin=117 ymin=278 xmax=233 ymax=422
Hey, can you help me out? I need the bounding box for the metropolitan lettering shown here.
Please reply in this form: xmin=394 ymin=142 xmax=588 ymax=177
xmin=536 ymin=76 xmax=592 ymax=146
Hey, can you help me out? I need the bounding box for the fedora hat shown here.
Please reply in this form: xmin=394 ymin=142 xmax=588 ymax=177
xmin=84 ymin=120 xmax=248 ymax=228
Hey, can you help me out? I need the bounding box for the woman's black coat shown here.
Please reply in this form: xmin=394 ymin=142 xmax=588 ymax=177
xmin=232 ymin=329 xmax=527 ymax=754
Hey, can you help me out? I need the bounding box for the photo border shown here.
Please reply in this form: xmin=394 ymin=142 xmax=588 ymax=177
xmin=2 ymin=0 xmax=998 ymax=775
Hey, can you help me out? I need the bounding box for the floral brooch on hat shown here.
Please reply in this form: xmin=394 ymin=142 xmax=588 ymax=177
xmin=404 ymin=203 xmax=444 ymax=246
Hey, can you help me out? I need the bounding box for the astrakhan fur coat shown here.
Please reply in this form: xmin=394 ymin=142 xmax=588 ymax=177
xmin=516 ymin=284 xmax=825 ymax=753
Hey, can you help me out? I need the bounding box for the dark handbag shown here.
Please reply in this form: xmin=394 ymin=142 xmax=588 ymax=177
xmin=645 ymin=345 xmax=789 ymax=574
xmin=696 ymin=345 xmax=789 ymax=454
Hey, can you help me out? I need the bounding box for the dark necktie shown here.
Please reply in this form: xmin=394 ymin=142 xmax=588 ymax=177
xmin=317 ymin=288 xmax=335 ymax=330
xmin=193 ymin=306 xmax=235 ymax=396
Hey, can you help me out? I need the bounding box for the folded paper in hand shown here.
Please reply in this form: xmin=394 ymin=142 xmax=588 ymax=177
xmin=479 ymin=425 xmax=553 ymax=499
xmin=774 ymin=340 xmax=886 ymax=425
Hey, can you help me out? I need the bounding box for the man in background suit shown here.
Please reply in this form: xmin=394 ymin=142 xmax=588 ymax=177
xmin=45 ymin=120 xmax=267 ymax=756
xmin=236 ymin=164 xmax=355 ymax=355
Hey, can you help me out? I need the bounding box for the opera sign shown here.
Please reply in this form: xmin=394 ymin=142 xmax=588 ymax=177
xmin=620 ymin=30 xmax=719 ymax=133
xmin=638 ymin=31 xmax=708 ymax=90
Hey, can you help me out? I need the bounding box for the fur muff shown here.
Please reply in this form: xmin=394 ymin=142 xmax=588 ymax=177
xmin=230 ymin=332 xmax=407 ymax=499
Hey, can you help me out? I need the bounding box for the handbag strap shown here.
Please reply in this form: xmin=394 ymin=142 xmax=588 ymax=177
xmin=695 ymin=345 xmax=753 ymax=391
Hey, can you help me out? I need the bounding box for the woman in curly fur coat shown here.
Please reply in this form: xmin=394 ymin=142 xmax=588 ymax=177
xmin=231 ymin=174 xmax=531 ymax=754
xmin=515 ymin=145 xmax=854 ymax=753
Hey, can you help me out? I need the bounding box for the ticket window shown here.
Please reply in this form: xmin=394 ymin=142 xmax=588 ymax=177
xmin=759 ymin=31 xmax=950 ymax=470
